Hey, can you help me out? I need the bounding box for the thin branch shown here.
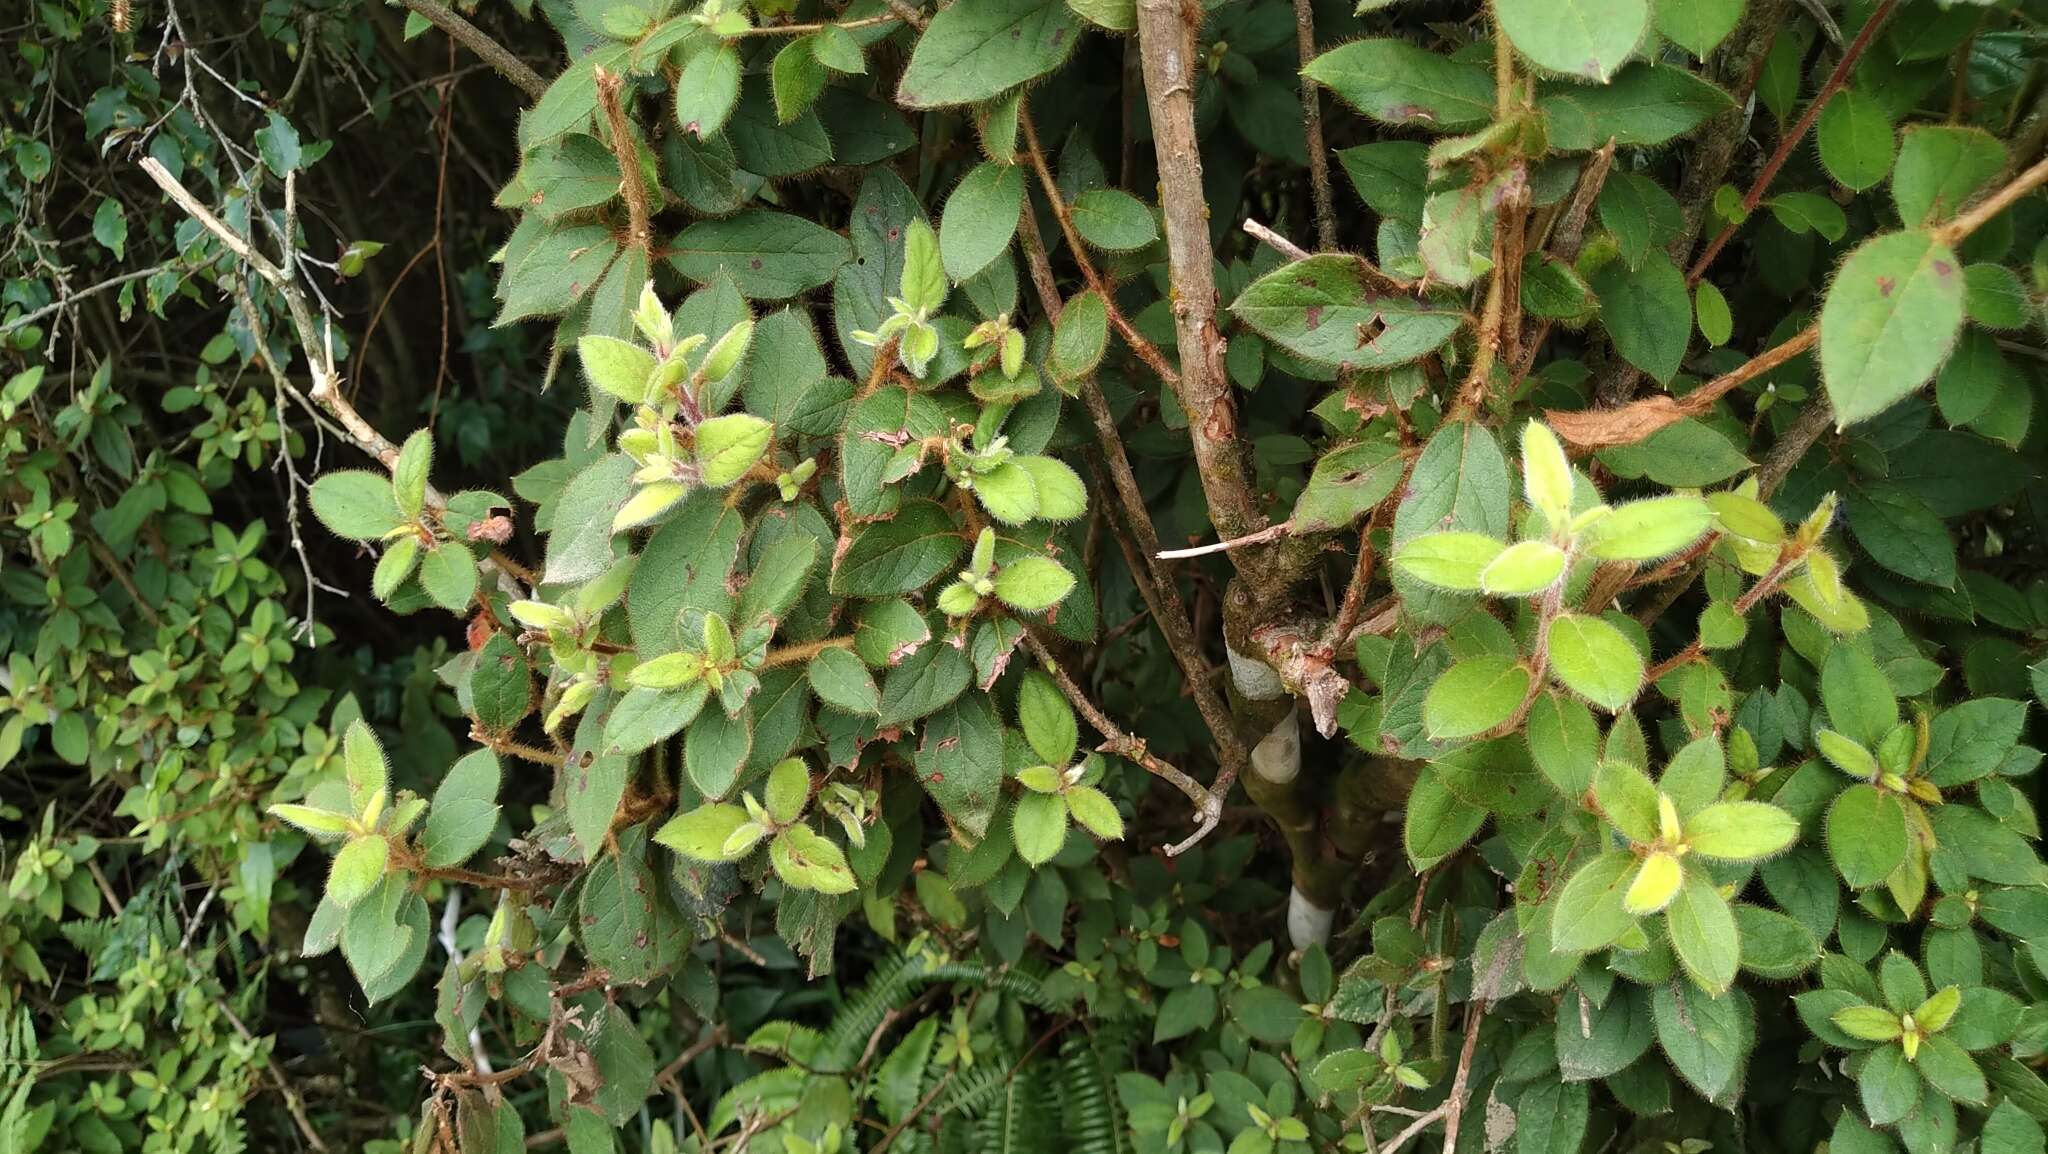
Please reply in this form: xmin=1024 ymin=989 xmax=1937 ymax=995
xmin=1437 ymin=994 xmax=1490 ymax=1154
xmin=1242 ymin=218 xmax=1312 ymax=261
xmin=1688 ymin=0 xmax=1899 ymax=283
xmin=1544 ymin=325 xmax=1817 ymax=449
xmin=1290 ymin=0 xmax=1337 ymax=251
xmin=1933 ymin=152 xmax=2048 ymax=246
xmin=1131 ymin=1 xmax=1267 ymax=545
xmin=0 ymin=263 xmax=177 ymax=337
xmin=596 ymin=67 xmax=653 ymax=252
xmin=1156 ymin=520 xmax=1294 ymax=560
xmin=397 ymin=0 xmax=549 ymax=100
xmin=1021 ymin=631 xmax=1222 ymax=852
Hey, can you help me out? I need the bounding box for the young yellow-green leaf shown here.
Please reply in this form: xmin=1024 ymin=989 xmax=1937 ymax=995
xmin=675 ymin=44 xmax=742 ymax=138
xmin=373 ymin=535 xmax=422 ymax=601
xmin=973 ymin=460 xmax=1040 ymax=525
xmin=578 ymin=334 xmax=657 ymax=404
xmin=1016 ymin=764 xmax=1063 ymax=793
xmin=328 ymin=834 xmax=389 ymax=909
xmin=1013 ymin=790 xmax=1069 ymax=865
xmin=940 ymin=162 xmax=1025 ymax=283
xmin=1665 ymin=868 xmax=1739 ymax=994
xmin=1017 ymin=670 xmax=1078 ymax=767
xmin=900 ymin=218 xmax=947 ymax=314
xmin=392 ymin=429 xmax=432 ymax=520
xmin=770 ymin=824 xmax=857 ymax=893
xmin=1071 ymin=189 xmax=1158 ymax=252
xmin=1832 ymin=1004 xmax=1906 ymax=1043
xmin=1916 ymin=986 xmax=1962 ymax=1035
xmin=1423 ymin=655 xmax=1530 ymax=740
xmin=1624 ymin=850 xmax=1683 ymax=915
xmin=1705 ymin=491 xmax=1784 ymax=544
xmin=654 ymin=803 xmax=759 ymax=862
xmin=1582 ymin=496 xmax=1714 ymax=561
xmin=1821 ymin=230 xmax=1966 ymax=428
xmin=1392 ymin=531 xmax=1506 ymax=591
xmin=270 ymin=803 xmax=353 ymax=838
xmin=1495 ymin=0 xmax=1647 ymax=83
xmin=1066 ymin=785 xmax=1124 ymax=841
xmin=699 ymin=316 xmax=755 ymax=384
xmin=343 ymin=719 xmax=388 ymax=811
xmin=992 ymin=555 xmax=1075 ymax=612
xmin=694 ymin=413 xmax=773 ymax=487
xmin=1827 ymin=782 xmax=1908 ymax=889
xmin=763 ymin=758 xmax=811 ymax=824
xmin=1480 ymin=540 xmax=1567 ymax=596
xmin=1521 ymin=420 xmax=1573 ymax=530
xmin=1814 ymin=729 xmax=1878 ymax=780
xmin=1684 ymin=801 xmax=1799 ymax=861
xmin=1593 ymin=759 xmax=1660 ymax=843
xmin=1547 ymin=614 xmax=1644 ymax=711
xmin=1550 ymin=851 xmax=1639 ymax=953
xmin=310 ymin=469 xmax=408 ymax=541
xmin=1015 ymin=456 xmax=1085 ymax=522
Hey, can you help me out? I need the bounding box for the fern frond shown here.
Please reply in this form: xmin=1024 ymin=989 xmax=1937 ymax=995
xmin=1058 ymin=1031 xmax=1133 ymax=1154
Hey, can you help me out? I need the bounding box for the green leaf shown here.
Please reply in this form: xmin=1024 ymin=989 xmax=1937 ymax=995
xmin=1392 ymin=531 xmax=1505 ymax=591
xmin=684 ymin=704 xmax=752 ymax=797
xmin=1538 ymin=63 xmax=1734 ymax=150
xmin=1846 ymin=487 xmax=1957 ymax=588
xmin=1547 ymin=614 xmax=1644 ymax=712
xmin=92 ymin=196 xmax=127 ymax=260
xmin=1424 ymin=655 xmax=1530 ymax=739
xmin=1304 ymin=40 xmax=1494 ymax=130
xmin=832 ymin=500 xmax=965 ymax=596
xmin=1924 ymin=698 xmax=2028 ymax=787
xmin=578 ymin=334 xmax=657 ymax=405
xmin=1666 ymin=870 xmax=1740 ymax=994
xmin=940 ymin=162 xmax=1024 ymax=283
xmin=1936 ymin=329 xmax=2019 ymax=426
xmin=1735 ymin=904 xmax=1820 ymax=978
xmin=421 ymin=751 xmax=501 ymax=869
xmin=1821 ymin=230 xmax=1966 ymax=427
xmin=1582 ymin=495 xmax=1714 ymax=561
xmin=1684 ymin=801 xmax=1798 ymax=862
xmin=973 ymin=461 xmax=1040 ymax=525
xmin=1769 ymin=192 xmax=1849 ymax=242
xmin=1893 ymin=125 xmax=2006 ymax=227
xmin=1402 ymin=766 xmax=1487 ymax=869
xmin=1515 ymin=1078 xmax=1590 ymax=1154
xmin=896 ymin=0 xmax=1080 ymax=108
xmin=1231 ymin=254 xmax=1463 ymax=370
xmin=1016 ymin=456 xmax=1085 ymax=522
xmin=1821 ymin=643 xmax=1896 ymax=748
xmin=1495 ymin=0 xmax=1647 ymax=82
xmin=675 ymin=44 xmax=742 ymax=138
xmin=603 ymin=683 xmax=709 ymax=757
xmin=1550 ymin=851 xmax=1638 ymax=953
xmin=1816 ymin=88 xmax=1896 ymax=192
xmin=912 ymin=695 xmax=1004 ymax=836
xmin=1982 ymin=1100 xmax=2046 ymax=1154
xmin=309 ymin=470 xmax=407 ymax=541
xmin=771 ymin=37 xmax=827 ymax=123
xmin=899 ymin=218 xmax=947 ymax=314
xmin=1050 ymin=290 xmax=1109 ymax=385
xmin=1654 ymin=0 xmax=1742 ymax=57
xmin=1860 ymin=1043 xmax=1921 ymax=1125
xmin=1695 ymin=281 xmax=1733 ymax=346
xmin=669 ymin=211 xmax=852 ymax=299
xmin=1652 ymin=982 xmax=1752 ymax=1106
xmin=329 ymin=835 xmax=389 ymax=909
xmin=1592 ymin=759 xmax=1659 ymax=842
xmin=543 ymin=453 xmax=634 ymax=585
xmin=344 ymin=719 xmax=389 ymax=807
xmin=1012 ymin=790 xmax=1069 ymax=865
xmin=1827 ymin=783 xmax=1907 ymax=889
xmin=1589 ymin=250 xmax=1690 ymax=383
xmin=993 ymin=555 xmax=1075 ymax=612
xmin=418 ymin=545 xmax=477 ymax=613
xmin=373 ymin=536 xmax=420 ymax=601
xmin=1337 ymin=142 xmax=1428 ymax=222
xmin=807 ymin=646 xmax=880 ymax=715
xmin=1070 ymin=189 xmax=1157 ymax=252
xmin=1018 ymin=670 xmax=1078 ymax=766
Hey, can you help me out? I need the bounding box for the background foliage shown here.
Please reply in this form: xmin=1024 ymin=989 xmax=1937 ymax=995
xmin=8 ymin=0 xmax=2048 ymax=1153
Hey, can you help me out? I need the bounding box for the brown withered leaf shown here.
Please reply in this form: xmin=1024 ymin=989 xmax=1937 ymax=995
xmin=1543 ymin=396 xmax=1688 ymax=450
